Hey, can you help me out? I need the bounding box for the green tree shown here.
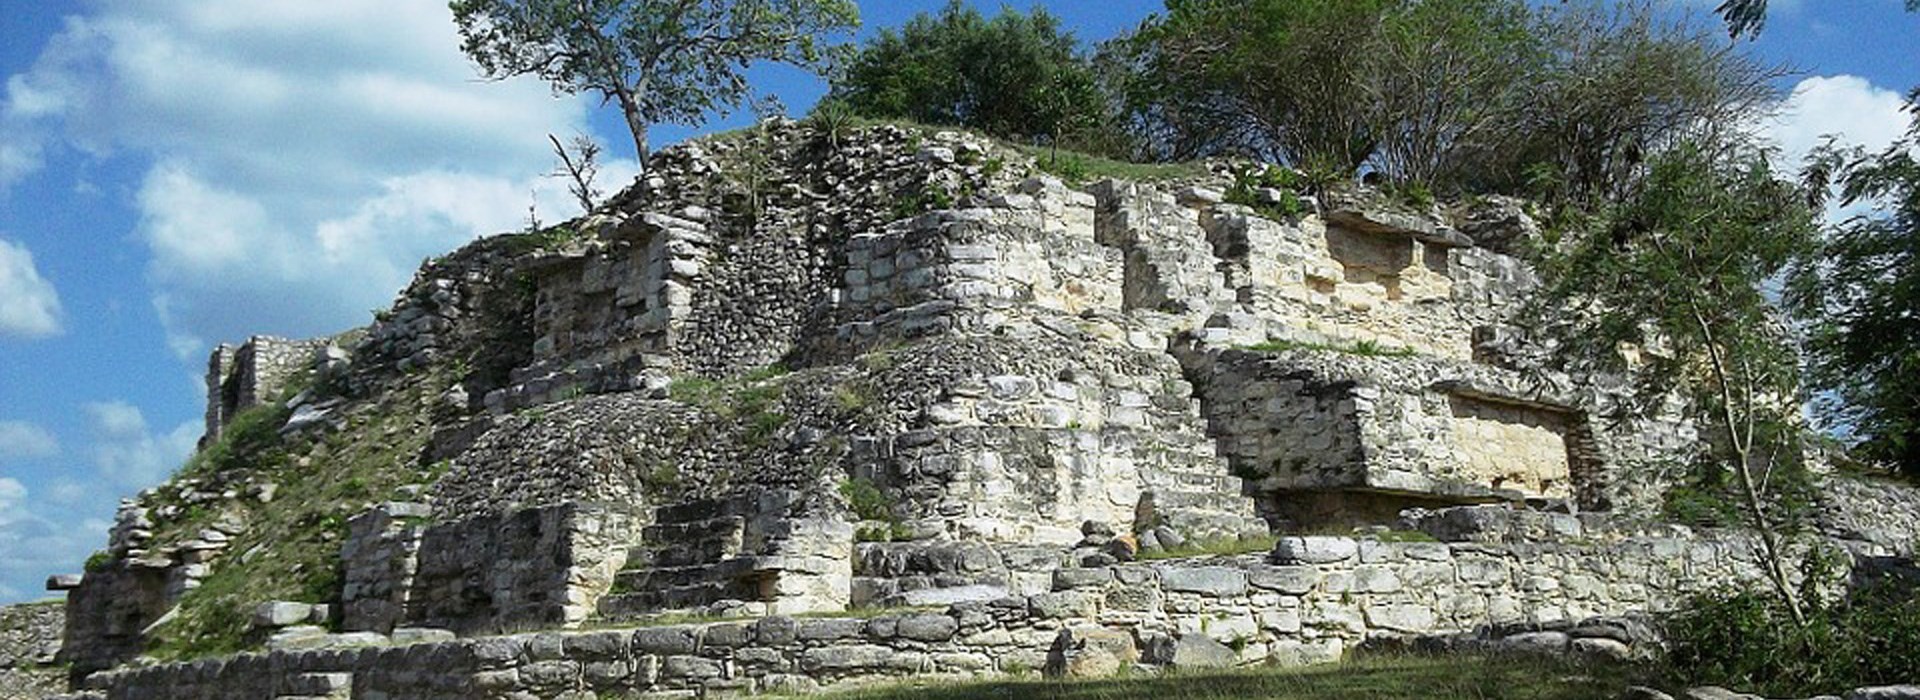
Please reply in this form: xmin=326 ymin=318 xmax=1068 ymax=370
xmin=1792 ymin=93 xmax=1920 ymax=474
xmin=830 ymin=1 xmax=1103 ymax=148
xmin=1112 ymin=0 xmax=1394 ymax=169
xmin=450 ymin=0 xmax=859 ymax=171
xmin=1110 ymin=0 xmax=1763 ymax=197
xmin=1533 ymin=142 xmax=1821 ymax=621
xmin=1366 ymin=0 xmax=1543 ymax=187
xmin=1474 ymin=2 xmax=1782 ymax=203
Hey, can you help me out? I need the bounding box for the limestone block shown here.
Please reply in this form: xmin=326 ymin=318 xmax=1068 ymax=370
xmin=896 ymin=614 xmax=959 ymax=642
xmin=1160 ymin=566 xmax=1248 ymax=597
xmin=1363 ymin=603 xmax=1436 ymax=633
xmin=1848 ymin=687 xmax=1920 ymax=700
xmin=1029 ymin=591 xmax=1099 ymax=620
xmin=1570 ymin=637 xmax=1631 ymax=661
xmin=801 ymin=645 xmax=895 ymax=672
xmin=1273 ymin=537 xmax=1358 ymax=564
xmin=391 ymin=628 xmax=457 ymax=646
xmin=1683 ymin=688 xmax=1764 ymax=700
xmin=1143 ymin=633 xmax=1237 ymax=669
xmin=1267 ymin=638 xmax=1345 ymax=666
xmin=253 ymin=601 xmax=317 ymax=629
xmin=1498 ymin=631 xmax=1569 ymax=654
xmin=632 ymin=627 xmax=699 ymax=655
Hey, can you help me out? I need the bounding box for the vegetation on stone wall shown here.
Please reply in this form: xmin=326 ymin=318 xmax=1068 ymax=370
xmin=145 ymin=374 xmax=446 ymax=661
xmin=1530 ymin=141 xmax=1820 ymax=620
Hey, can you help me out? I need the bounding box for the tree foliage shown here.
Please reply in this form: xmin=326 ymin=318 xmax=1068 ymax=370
xmin=450 ymin=0 xmax=858 ymax=167
xmin=1101 ymin=0 xmax=1777 ymax=198
xmin=1791 ymin=93 xmax=1920 ymax=474
xmin=1463 ymin=3 xmax=1782 ymax=202
xmin=1106 ymin=0 xmax=1395 ymax=169
xmin=829 ymin=1 xmax=1104 ymax=149
xmin=1531 ymin=141 xmax=1821 ymax=620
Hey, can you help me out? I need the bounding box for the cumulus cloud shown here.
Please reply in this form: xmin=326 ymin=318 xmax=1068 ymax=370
xmin=0 ymin=238 xmax=64 ymax=340
xmin=2 ymin=1 xmax=637 ymax=355
xmin=1760 ymin=75 xmax=1917 ymax=224
xmin=0 ymin=476 xmax=112 ymax=602
xmin=0 ymin=421 xmax=59 ymax=460
xmin=83 ymin=400 xmax=199 ymax=491
xmin=1765 ymin=75 xmax=1914 ymax=170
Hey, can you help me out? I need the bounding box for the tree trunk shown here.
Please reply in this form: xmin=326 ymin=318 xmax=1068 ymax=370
xmin=615 ymin=89 xmax=649 ymax=179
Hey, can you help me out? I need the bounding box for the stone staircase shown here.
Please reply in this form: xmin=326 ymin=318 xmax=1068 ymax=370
xmin=595 ymin=498 xmax=767 ymax=619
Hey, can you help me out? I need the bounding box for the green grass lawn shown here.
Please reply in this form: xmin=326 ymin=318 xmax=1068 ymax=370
xmin=804 ymin=653 xmax=1640 ymax=700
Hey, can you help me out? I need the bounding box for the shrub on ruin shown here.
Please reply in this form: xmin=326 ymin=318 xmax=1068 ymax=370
xmin=1530 ymin=140 xmax=1821 ymax=621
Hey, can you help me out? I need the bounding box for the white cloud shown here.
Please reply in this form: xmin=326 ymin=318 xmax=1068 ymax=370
xmin=0 ymin=476 xmax=112 ymax=602
xmin=83 ymin=400 xmax=199 ymax=491
xmin=0 ymin=238 xmax=64 ymax=340
xmin=1762 ymin=75 xmax=1917 ymax=224
xmin=0 ymin=478 xmax=26 ymax=526
xmin=0 ymin=421 xmax=59 ymax=460
xmin=1766 ymin=75 xmax=1913 ymax=170
xmin=3 ymin=1 xmax=638 ymax=356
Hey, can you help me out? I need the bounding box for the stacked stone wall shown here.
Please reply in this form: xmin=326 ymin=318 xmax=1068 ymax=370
xmin=0 ymin=601 xmax=63 ymax=700
xmin=200 ymin=335 xmax=325 ymax=447
xmin=71 ymin=528 xmax=1796 ymax=700
xmin=343 ymin=503 xmax=644 ymax=636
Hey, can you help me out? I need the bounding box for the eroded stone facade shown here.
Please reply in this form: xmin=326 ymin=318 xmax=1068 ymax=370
xmin=58 ymin=518 xmax=1844 ymax=700
xmin=34 ymin=122 xmax=1916 ymax=698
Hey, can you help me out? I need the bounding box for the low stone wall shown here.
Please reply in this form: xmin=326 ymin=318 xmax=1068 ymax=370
xmin=71 ymin=529 xmax=1790 ymax=699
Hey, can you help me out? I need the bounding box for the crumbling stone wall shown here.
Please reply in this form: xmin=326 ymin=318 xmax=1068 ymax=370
xmin=343 ymin=502 xmax=644 ymax=635
xmin=200 ymin=335 xmax=325 ymax=448
xmin=70 ymin=517 xmax=1809 ymax=700
xmin=44 ymin=124 xmax=1762 ymax=696
xmin=0 ymin=601 xmax=63 ymax=700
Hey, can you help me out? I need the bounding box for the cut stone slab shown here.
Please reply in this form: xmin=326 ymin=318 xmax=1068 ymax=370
xmin=1850 ymin=688 xmax=1920 ymax=700
xmin=1683 ymin=688 xmax=1764 ymax=700
xmin=1145 ymin=633 xmax=1239 ymax=669
xmin=895 ymin=584 xmax=1007 ymax=607
xmin=45 ymin=574 xmax=82 ymax=591
xmin=1272 ymin=536 xmax=1359 ymax=564
xmin=252 ymin=601 xmax=315 ymax=629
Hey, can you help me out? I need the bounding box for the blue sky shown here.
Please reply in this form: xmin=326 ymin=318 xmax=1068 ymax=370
xmin=0 ymin=1 xmax=1914 ymax=603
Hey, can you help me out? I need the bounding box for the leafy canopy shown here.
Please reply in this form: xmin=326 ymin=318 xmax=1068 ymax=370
xmin=450 ymin=0 xmax=859 ymax=163
xmin=1791 ymin=93 xmax=1920 ymax=473
xmin=1531 ymin=140 xmax=1821 ymax=618
xmin=828 ymin=1 xmax=1103 ymax=147
xmin=1105 ymin=0 xmax=1779 ymax=200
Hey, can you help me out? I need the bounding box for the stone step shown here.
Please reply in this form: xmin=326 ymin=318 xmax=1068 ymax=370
xmin=641 ymin=515 xmax=745 ymax=542
xmin=282 ymin=671 xmax=352 ymax=697
xmin=653 ymin=498 xmax=748 ymax=524
xmin=627 ymin=537 xmax=742 ymax=569
xmin=614 ymin=563 xmax=728 ymax=591
xmin=597 ymin=582 xmax=741 ymax=619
